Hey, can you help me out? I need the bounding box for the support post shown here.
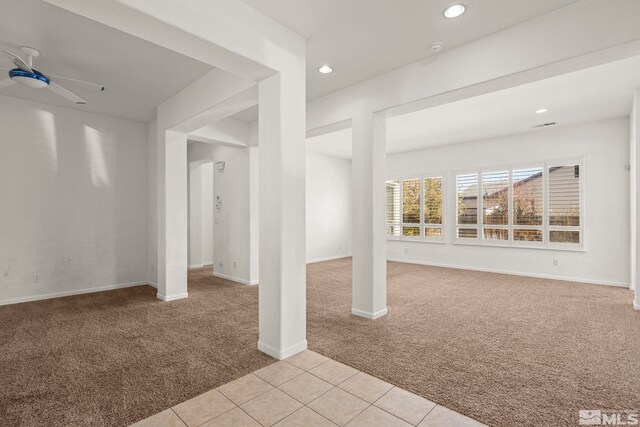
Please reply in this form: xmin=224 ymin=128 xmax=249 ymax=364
xmin=351 ymin=109 xmax=388 ymax=319
xmin=157 ymin=130 xmax=188 ymax=301
xmin=257 ymin=71 xmax=307 ymax=359
xmin=631 ymin=89 xmax=640 ymax=310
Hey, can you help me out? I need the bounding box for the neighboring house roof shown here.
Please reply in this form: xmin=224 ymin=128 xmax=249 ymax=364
xmin=460 ymin=166 xmax=569 ymax=201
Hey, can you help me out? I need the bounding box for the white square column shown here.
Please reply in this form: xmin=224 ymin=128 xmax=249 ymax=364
xmin=257 ymin=72 xmax=307 ymax=359
xmin=249 ymin=146 xmax=260 ymax=284
xmin=631 ymin=89 xmax=640 ymax=310
xmin=157 ymin=129 xmax=189 ymax=301
xmin=351 ymin=109 xmax=388 ymax=319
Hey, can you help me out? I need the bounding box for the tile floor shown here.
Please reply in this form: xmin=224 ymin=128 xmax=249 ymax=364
xmin=131 ymin=351 xmax=486 ymax=427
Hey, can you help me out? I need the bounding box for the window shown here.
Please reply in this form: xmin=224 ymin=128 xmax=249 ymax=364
xmin=513 ymin=167 xmax=543 ymax=244
xmin=454 ymin=159 xmax=583 ymax=250
xmin=456 ymin=173 xmax=478 ymax=239
xmin=482 ymin=170 xmax=509 ymax=241
xmin=386 ymin=174 xmax=444 ymax=242
xmin=424 ymin=177 xmax=443 ymax=238
xmin=402 ymin=178 xmax=420 ymax=236
xmin=548 ymin=164 xmax=581 ymax=245
xmin=386 ymin=181 xmax=400 ymax=237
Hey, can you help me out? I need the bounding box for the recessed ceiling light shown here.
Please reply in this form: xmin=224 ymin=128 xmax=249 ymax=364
xmin=318 ymin=65 xmax=333 ymax=74
xmin=444 ymin=4 xmax=465 ymax=18
xmin=536 ymin=108 xmax=548 ymax=114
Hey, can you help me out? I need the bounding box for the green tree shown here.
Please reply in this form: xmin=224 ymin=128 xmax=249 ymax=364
xmin=424 ymin=177 xmax=442 ymax=224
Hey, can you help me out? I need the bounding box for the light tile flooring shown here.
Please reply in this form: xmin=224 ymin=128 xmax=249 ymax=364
xmin=131 ymin=351 xmax=486 ymax=427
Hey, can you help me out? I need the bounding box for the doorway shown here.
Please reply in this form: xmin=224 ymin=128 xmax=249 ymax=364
xmin=188 ymin=159 xmax=214 ymax=270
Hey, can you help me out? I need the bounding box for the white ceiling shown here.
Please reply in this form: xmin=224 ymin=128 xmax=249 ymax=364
xmin=230 ymin=105 xmax=259 ymax=122
xmin=306 ymin=55 xmax=640 ymax=159
xmin=0 ymin=0 xmax=212 ymax=122
xmin=240 ymin=0 xmax=579 ymax=100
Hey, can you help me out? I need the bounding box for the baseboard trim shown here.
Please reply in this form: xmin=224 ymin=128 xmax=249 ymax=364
xmin=387 ymin=258 xmax=630 ymax=288
xmin=157 ymin=292 xmax=188 ymax=302
xmin=352 ymin=308 xmax=388 ymax=319
xmin=147 ymin=281 xmax=158 ymax=289
xmin=634 ymin=301 xmax=640 ymax=311
xmin=258 ymin=339 xmax=308 ymax=360
xmin=306 ymin=255 xmax=352 ymax=264
xmin=212 ymin=272 xmax=258 ymax=286
xmin=0 ymin=281 xmax=153 ymax=306
xmin=189 ymin=262 xmax=213 ymax=269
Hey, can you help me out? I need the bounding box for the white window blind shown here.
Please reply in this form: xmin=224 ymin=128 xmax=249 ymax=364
xmin=548 ymin=164 xmax=581 ymax=244
xmin=402 ymin=178 xmax=421 ymax=236
xmin=424 ymin=177 xmax=443 ymax=239
xmin=482 ymin=170 xmax=509 ymax=241
xmin=456 ymin=173 xmax=478 ymax=239
xmin=386 ymin=180 xmax=400 ymax=237
xmin=453 ymin=159 xmax=583 ymax=250
xmin=513 ymin=167 xmax=543 ymax=243
xmin=386 ymin=175 xmax=444 ymax=242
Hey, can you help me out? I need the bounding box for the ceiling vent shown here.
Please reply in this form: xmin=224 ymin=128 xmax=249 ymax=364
xmin=532 ymin=122 xmax=556 ymax=129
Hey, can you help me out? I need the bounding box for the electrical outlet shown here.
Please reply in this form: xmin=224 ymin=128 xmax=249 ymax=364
xmin=404 ymin=248 xmax=409 ymax=254
xmin=553 ymin=259 xmax=559 ymax=266
xmin=33 ymin=274 xmax=40 ymax=283
xmin=218 ymin=260 xmax=223 ymax=268
xmin=233 ymin=260 xmax=237 ymax=268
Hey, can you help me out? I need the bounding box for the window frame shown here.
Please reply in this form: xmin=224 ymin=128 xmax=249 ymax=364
xmin=453 ymin=157 xmax=585 ymax=251
xmin=545 ymin=158 xmax=585 ymax=251
xmin=481 ymin=168 xmax=511 ymax=247
xmin=454 ymin=171 xmax=480 ymax=242
xmin=385 ymin=180 xmax=401 ymax=238
xmin=386 ymin=172 xmax=446 ymax=243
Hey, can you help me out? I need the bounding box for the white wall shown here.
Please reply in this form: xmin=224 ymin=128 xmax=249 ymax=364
xmin=188 ymin=141 xmax=253 ymax=284
xmin=187 ymin=143 xmax=354 ymax=282
xmin=387 ymin=118 xmax=630 ymax=287
xmin=0 ymin=95 xmax=148 ymax=304
xmin=305 ymin=152 xmax=352 ymax=262
xmin=188 ymin=164 xmax=203 ymax=266
xmin=202 ymin=162 xmax=214 ymax=264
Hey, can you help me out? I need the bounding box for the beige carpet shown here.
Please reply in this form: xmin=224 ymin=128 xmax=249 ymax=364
xmin=0 ymin=268 xmax=274 ymax=426
xmin=1 ymin=259 xmax=639 ymax=426
xmin=307 ymin=258 xmax=640 ymax=427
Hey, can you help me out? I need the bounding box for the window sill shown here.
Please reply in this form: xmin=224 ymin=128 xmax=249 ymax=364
xmin=452 ymin=240 xmax=586 ymax=252
xmin=387 ymin=237 xmax=445 ymax=244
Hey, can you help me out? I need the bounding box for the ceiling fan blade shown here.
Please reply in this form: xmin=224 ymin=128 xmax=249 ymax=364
xmin=48 ymin=81 xmax=86 ymax=104
xmin=47 ymin=73 xmax=105 ymax=92
xmin=2 ymin=50 xmax=33 ymax=72
xmin=0 ymin=78 xmax=15 ymax=89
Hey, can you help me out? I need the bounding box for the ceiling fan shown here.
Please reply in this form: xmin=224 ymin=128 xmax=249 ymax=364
xmin=0 ymin=46 xmax=104 ymax=105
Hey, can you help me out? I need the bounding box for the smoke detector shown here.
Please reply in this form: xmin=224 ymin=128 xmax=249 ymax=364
xmin=428 ymin=42 xmax=444 ymax=53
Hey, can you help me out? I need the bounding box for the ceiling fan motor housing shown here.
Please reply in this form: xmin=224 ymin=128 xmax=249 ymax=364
xmin=9 ymin=68 xmax=50 ymax=88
